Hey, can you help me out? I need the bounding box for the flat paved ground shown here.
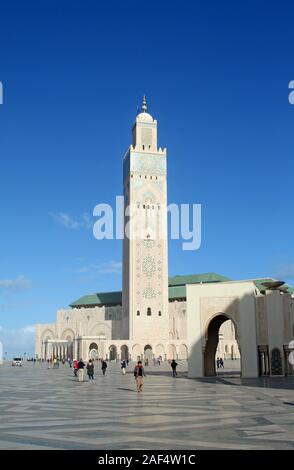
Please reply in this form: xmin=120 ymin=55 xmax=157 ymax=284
xmin=0 ymin=360 xmax=293 ymax=450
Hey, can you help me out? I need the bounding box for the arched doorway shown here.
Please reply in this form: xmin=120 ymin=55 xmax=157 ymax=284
xmin=109 ymin=345 xmax=117 ymax=361
xmin=121 ymin=345 xmax=129 ymax=361
xmin=178 ymin=344 xmax=188 ymax=360
xmin=89 ymin=342 xmax=98 ymax=359
xmin=132 ymin=344 xmax=142 ymax=361
xmin=155 ymin=344 xmax=165 ymax=360
xmin=204 ymin=315 xmax=240 ymax=377
xmin=144 ymin=345 xmax=153 ymax=361
xmin=66 ymin=336 xmax=73 ymax=360
xmin=167 ymin=344 xmax=176 ymax=360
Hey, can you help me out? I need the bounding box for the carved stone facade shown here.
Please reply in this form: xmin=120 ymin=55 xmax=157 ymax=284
xmin=35 ymin=100 xmax=293 ymax=377
xmin=187 ymin=281 xmax=294 ymax=378
xmin=122 ymin=103 xmax=169 ymax=343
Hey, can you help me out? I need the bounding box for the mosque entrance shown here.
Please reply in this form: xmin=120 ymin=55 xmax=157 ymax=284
xmin=204 ymin=315 xmax=241 ymax=377
xmin=89 ymin=342 xmax=98 ymax=360
xmin=121 ymin=345 xmax=129 ymax=361
xmin=109 ymin=345 xmax=117 ymax=361
xmin=144 ymin=345 xmax=153 ymax=362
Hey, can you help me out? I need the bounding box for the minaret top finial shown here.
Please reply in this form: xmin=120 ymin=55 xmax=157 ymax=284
xmin=141 ymin=94 xmax=147 ymax=113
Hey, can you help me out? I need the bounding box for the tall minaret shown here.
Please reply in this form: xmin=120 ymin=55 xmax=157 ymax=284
xmin=122 ymin=97 xmax=169 ymax=342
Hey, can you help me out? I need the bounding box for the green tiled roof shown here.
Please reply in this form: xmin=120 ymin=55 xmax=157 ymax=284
xmin=168 ymin=285 xmax=186 ymax=300
xmin=70 ymin=273 xmax=294 ymax=308
xmin=70 ymin=291 xmax=122 ymax=308
xmin=168 ymin=272 xmax=230 ymax=287
xmin=70 ymin=272 xmax=229 ymax=307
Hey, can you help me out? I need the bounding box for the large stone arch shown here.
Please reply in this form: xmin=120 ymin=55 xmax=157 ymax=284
xmin=178 ymin=344 xmax=188 ymax=360
xmin=109 ymin=345 xmax=117 ymax=361
xmin=132 ymin=344 xmax=142 ymax=360
xmin=154 ymin=344 xmax=165 ymax=358
xmin=61 ymin=328 xmax=75 ymax=340
xmin=144 ymin=344 xmax=153 ymax=361
xmin=203 ymin=313 xmax=241 ymax=377
xmin=41 ymin=329 xmax=55 ymax=340
xmin=121 ymin=344 xmax=129 ymax=361
xmin=89 ymin=342 xmax=99 ymax=359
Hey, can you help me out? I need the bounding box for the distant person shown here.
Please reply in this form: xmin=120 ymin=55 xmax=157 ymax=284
xmin=216 ymin=357 xmax=220 ymax=369
xmin=134 ymin=360 xmax=146 ymax=392
xmin=121 ymin=360 xmax=126 ymax=374
xmin=86 ymin=359 xmax=94 ymax=383
xmin=170 ymin=359 xmax=178 ymax=377
xmin=77 ymin=359 xmax=85 ymax=382
xmin=73 ymin=359 xmax=78 ymax=377
xmin=219 ymin=357 xmax=224 ymax=368
xmin=101 ymin=360 xmax=107 ymax=376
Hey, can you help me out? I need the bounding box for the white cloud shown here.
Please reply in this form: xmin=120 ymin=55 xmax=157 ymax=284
xmin=98 ymin=261 xmax=122 ymax=274
xmin=50 ymin=212 xmax=92 ymax=230
xmin=73 ymin=261 xmax=122 ymax=275
xmin=0 ymin=275 xmax=32 ymax=292
xmin=0 ymin=324 xmax=35 ymax=358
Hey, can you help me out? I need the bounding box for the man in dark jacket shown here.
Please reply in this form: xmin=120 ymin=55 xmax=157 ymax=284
xmin=134 ymin=361 xmax=146 ymax=392
xmin=171 ymin=359 xmax=178 ymax=377
xmin=86 ymin=359 xmax=94 ymax=383
xmin=101 ymin=360 xmax=107 ymax=376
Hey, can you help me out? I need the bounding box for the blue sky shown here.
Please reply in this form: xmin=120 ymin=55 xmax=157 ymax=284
xmin=0 ymin=0 xmax=293 ymax=356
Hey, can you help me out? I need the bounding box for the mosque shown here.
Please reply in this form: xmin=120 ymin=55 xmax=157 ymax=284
xmin=35 ymin=98 xmax=294 ymax=377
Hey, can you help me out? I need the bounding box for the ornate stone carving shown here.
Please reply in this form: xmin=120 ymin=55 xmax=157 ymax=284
xmin=271 ymin=348 xmax=283 ymax=375
xmin=142 ymin=287 xmax=157 ymax=299
xmin=142 ymin=256 xmax=156 ymax=278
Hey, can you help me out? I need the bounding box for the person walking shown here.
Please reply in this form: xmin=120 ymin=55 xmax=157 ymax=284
xmin=121 ymin=360 xmax=126 ymax=375
xmin=134 ymin=360 xmax=146 ymax=392
xmin=171 ymin=359 xmax=178 ymax=377
xmin=86 ymin=359 xmax=94 ymax=383
xmin=73 ymin=359 xmax=78 ymax=377
xmin=77 ymin=358 xmax=85 ymax=382
xmin=101 ymin=360 xmax=107 ymax=376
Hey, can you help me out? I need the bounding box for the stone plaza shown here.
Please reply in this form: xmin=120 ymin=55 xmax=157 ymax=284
xmin=0 ymin=361 xmax=293 ymax=450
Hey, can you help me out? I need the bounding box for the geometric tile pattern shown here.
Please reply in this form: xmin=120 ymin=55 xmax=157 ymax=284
xmin=0 ymin=361 xmax=294 ymax=450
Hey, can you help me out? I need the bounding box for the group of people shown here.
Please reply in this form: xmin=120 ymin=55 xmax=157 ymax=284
xmin=216 ymin=357 xmax=224 ymax=368
xmin=73 ymin=358 xmax=108 ymax=383
xmin=51 ymin=356 xmax=180 ymax=392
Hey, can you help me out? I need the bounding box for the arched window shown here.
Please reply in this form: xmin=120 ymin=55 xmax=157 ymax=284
xmin=137 ymin=310 xmax=140 ymax=316
xmin=158 ymin=311 xmax=162 ymax=316
xmin=147 ymin=308 xmax=151 ymax=316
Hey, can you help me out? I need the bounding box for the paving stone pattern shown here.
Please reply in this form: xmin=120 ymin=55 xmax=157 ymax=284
xmin=0 ymin=360 xmax=293 ymax=450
